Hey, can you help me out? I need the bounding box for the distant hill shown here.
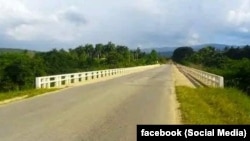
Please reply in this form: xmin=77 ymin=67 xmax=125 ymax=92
xmin=157 ymin=51 xmax=173 ymax=57
xmin=0 ymin=48 xmax=37 ymax=54
xmin=191 ymin=43 xmax=229 ymax=51
xmin=0 ymin=48 xmax=26 ymax=53
xmin=142 ymin=43 xmax=237 ymax=57
xmin=142 ymin=47 xmax=178 ymax=57
xmin=142 ymin=47 xmax=177 ymax=53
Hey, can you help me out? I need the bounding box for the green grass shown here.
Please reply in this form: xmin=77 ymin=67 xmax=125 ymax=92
xmin=176 ymin=86 xmax=250 ymax=124
xmin=0 ymin=88 xmax=60 ymax=102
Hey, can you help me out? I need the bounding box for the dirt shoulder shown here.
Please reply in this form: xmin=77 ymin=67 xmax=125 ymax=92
xmin=172 ymin=64 xmax=195 ymax=88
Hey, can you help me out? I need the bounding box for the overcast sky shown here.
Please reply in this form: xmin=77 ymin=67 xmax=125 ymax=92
xmin=0 ymin=0 xmax=250 ymax=51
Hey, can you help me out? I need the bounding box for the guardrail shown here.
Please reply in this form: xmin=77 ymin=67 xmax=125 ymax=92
xmin=35 ymin=64 xmax=160 ymax=89
xmin=176 ymin=64 xmax=224 ymax=88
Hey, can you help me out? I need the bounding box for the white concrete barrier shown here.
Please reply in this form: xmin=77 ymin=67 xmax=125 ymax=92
xmin=176 ymin=64 xmax=224 ymax=88
xmin=35 ymin=64 xmax=160 ymax=89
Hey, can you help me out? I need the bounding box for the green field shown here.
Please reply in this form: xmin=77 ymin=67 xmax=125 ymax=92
xmin=176 ymin=86 xmax=250 ymax=124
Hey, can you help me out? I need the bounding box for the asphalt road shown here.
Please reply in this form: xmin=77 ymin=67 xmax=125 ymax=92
xmin=0 ymin=64 xmax=179 ymax=141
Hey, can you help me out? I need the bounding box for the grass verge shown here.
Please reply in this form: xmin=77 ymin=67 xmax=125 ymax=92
xmin=0 ymin=88 xmax=60 ymax=103
xmin=176 ymin=86 xmax=250 ymax=124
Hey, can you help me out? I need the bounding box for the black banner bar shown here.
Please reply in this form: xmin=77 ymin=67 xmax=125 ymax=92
xmin=137 ymin=125 xmax=250 ymax=141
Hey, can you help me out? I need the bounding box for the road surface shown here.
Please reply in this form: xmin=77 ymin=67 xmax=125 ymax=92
xmin=0 ymin=64 xmax=180 ymax=141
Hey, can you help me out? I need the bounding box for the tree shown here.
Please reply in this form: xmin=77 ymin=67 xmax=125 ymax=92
xmin=145 ymin=49 xmax=158 ymax=64
xmin=106 ymin=51 xmax=123 ymax=68
xmin=84 ymin=44 xmax=94 ymax=58
xmin=172 ymin=47 xmax=194 ymax=64
xmin=95 ymin=43 xmax=103 ymax=59
xmin=1 ymin=54 xmax=46 ymax=91
xmin=0 ymin=42 xmax=160 ymax=92
xmin=103 ymin=42 xmax=116 ymax=56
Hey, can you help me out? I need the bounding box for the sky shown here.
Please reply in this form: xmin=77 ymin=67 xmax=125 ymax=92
xmin=0 ymin=0 xmax=250 ymax=51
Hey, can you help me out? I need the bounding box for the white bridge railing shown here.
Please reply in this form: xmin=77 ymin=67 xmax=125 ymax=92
xmin=176 ymin=64 xmax=224 ymax=88
xmin=35 ymin=64 xmax=160 ymax=89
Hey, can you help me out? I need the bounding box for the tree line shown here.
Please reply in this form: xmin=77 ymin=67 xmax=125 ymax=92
xmin=0 ymin=42 xmax=166 ymax=92
xmin=172 ymin=45 xmax=250 ymax=95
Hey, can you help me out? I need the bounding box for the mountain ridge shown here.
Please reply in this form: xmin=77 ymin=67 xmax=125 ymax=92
xmin=142 ymin=43 xmax=244 ymax=57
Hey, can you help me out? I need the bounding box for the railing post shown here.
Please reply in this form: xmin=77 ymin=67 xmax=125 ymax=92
xmin=177 ymin=64 xmax=224 ymax=88
xmin=36 ymin=77 xmax=41 ymax=89
xmin=66 ymin=75 xmax=70 ymax=86
xmin=47 ymin=77 xmax=50 ymax=88
xmin=55 ymin=76 xmax=60 ymax=87
xmin=219 ymin=76 xmax=224 ymax=88
xmin=34 ymin=64 xmax=160 ymax=89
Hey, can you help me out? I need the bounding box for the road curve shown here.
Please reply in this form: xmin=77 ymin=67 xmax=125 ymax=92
xmin=0 ymin=64 xmax=179 ymax=141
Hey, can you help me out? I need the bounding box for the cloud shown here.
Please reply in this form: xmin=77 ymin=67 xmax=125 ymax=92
xmin=57 ymin=7 xmax=87 ymax=25
xmin=1 ymin=2 xmax=87 ymax=42
xmin=239 ymin=27 xmax=249 ymax=33
xmin=228 ymin=0 xmax=250 ymax=24
xmin=186 ymin=32 xmax=200 ymax=46
xmin=0 ymin=0 xmax=37 ymax=32
xmin=0 ymin=0 xmax=250 ymax=50
xmin=228 ymin=10 xmax=250 ymax=25
xmin=132 ymin=0 xmax=162 ymax=15
xmin=227 ymin=0 xmax=250 ymax=34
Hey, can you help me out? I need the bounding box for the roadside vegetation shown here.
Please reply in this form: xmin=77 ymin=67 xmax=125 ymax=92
xmin=0 ymin=42 xmax=168 ymax=102
xmin=172 ymin=45 xmax=250 ymax=95
xmin=176 ymin=86 xmax=250 ymax=124
xmin=173 ymin=45 xmax=250 ymax=123
xmin=0 ymin=88 xmax=59 ymax=102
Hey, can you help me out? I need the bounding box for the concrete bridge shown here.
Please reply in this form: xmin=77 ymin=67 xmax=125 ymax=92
xmin=0 ymin=64 xmax=223 ymax=141
xmin=35 ymin=64 xmax=223 ymax=89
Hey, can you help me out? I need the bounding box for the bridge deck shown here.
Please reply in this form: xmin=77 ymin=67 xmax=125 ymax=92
xmin=0 ymin=64 xmax=192 ymax=141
